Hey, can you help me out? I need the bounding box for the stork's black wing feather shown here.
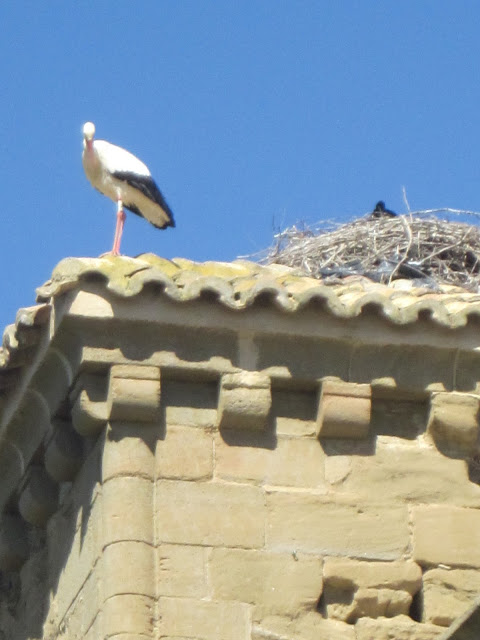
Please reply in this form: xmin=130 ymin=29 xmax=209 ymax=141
xmin=112 ymin=171 xmax=175 ymax=228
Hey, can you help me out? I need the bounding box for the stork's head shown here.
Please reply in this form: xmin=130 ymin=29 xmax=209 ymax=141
xmin=83 ymin=122 xmax=96 ymax=150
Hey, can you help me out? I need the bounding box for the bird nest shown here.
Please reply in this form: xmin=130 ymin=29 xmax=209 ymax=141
xmin=261 ymin=210 xmax=480 ymax=291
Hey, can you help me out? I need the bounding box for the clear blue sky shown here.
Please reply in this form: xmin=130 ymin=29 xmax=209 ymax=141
xmin=1 ymin=1 xmax=480 ymax=331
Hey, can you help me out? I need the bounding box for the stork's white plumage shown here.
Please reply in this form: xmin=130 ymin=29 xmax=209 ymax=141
xmin=82 ymin=122 xmax=175 ymax=255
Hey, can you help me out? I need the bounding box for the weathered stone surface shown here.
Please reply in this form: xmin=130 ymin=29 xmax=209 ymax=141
xmin=355 ymin=615 xmax=444 ymax=640
xmin=53 ymin=566 xmax=100 ymax=640
xmin=252 ymin=613 xmax=355 ymax=640
xmin=323 ymin=557 xmax=422 ymax=592
xmin=355 ymin=587 xmax=412 ymax=618
xmin=438 ymin=597 xmax=480 ymax=640
xmin=103 ymin=476 xmax=154 ymax=545
xmin=413 ymin=505 xmax=480 ymax=567
xmin=272 ymin=388 xmax=318 ymax=437
xmin=164 ymin=379 xmax=218 ymax=428
xmin=325 ymin=455 xmax=352 ymax=484
xmin=104 ymin=594 xmax=154 ymax=637
xmin=156 ymin=480 xmax=264 ymax=548
xmin=156 ymin=425 xmax=213 ymax=480
xmin=102 ymin=422 xmax=157 ymax=481
xmin=333 ymin=443 xmax=480 ymax=506
xmin=108 ymin=364 xmax=161 ymax=423
xmin=317 ymin=380 xmax=371 ymax=438
xmin=30 ymin=347 xmax=73 ymax=414
xmin=166 ymin=404 xmax=217 ymax=429
xmin=423 ymin=568 xmax=480 ymax=627
xmin=267 ymin=492 xmax=409 ymax=559
xmin=322 ymin=558 xmax=421 ymax=622
xmin=48 ymin=495 xmax=101 ymax=627
xmin=44 ymin=420 xmax=83 ymax=482
xmin=18 ymin=465 xmax=59 ymax=527
xmin=157 ymin=544 xmax=208 ymax=598
xmin=215 ymin=434 xmax=325 ymax=488
xmin=323 ymin=584 xmax=413 ymax=622
xmin=159 ymin=597 xmax=251 ymax=640
xmin=428 ymin=392 xmax=479 ymax=454
xmin=104 ymin=541 xmax=154 ymax=600
xmin=210 ymin=548 xmax=322 ymax=616
xmin=218 ymin=371 xmax=272 ymax=431
xmin=0 ymin=515 xmax=29 ymax=570
xmin=350 ymin=343 xmax=455 ymax=393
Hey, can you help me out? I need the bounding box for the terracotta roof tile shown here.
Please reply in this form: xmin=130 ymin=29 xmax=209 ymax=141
xmin=2 ymin=253 xmax=480 ymax=399
xmin=34 ymin=254 xmax=480 ymax=328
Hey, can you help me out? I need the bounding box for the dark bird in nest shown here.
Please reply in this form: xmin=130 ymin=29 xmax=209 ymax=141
xmin=371 ymin=201 xmax=397 ymax=218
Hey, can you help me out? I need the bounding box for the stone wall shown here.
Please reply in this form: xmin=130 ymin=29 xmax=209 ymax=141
xmin=1 ymin=284 xmax=480 ymax=639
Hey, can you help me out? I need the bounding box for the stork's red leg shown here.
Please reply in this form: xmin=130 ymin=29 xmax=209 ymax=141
xmin=112 ymin=200 xmax=126 ymax=255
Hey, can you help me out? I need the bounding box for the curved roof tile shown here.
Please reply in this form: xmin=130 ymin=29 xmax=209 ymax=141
xmin=2 ymin=253 xmax=480 ymax=397
xmin=34 ymin=254 xmax=480 ymax=329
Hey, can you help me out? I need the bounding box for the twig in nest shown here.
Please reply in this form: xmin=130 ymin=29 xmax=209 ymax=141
xmin=254 ymin=209 xmax=480 ymax=290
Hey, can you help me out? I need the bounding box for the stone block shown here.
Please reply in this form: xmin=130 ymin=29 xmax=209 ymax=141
xmin=252 ymin=613 xmax=355 ymax=640
xmin=49 ymin=496 xmax=101 ymax=626
xmin=0 ymin=515 xmax=29 ymax=570
xmin=166 ymin=405 xmax=218 ymax=429
xmin=355 ymin=587 xmax=412 ymax=618
xmin=104 ymin=541 xmax=154 ymax=600
xmin=157 ymin=544 xmax=208 ymax=598
xmin=332 ymin=443 xmax=480 ymax=506
xmin=423 ymin=568 xmax=480 ymax=627
xmin=156 ymin=480 xmax=264 ymax=548
xmin=102 ymin=422 xmax=157 ymax=481
xmin=355 ymin=615 xmax=444 ymax=640
xmin=267 ymin=492 xmax=409 ymax=559
xmin=210 ymin=548 xmax=322 ymax=616
xmin=215 ymin=434 xmax=325 ymax=488
xmin=350 ymin=343 xmax=455 ymax=393
xmin=18 ymin=465 xmax=59 ymax=527
xmin=55 ymin=566 xmax=100 ymax=640
xmin=413 ymin=505 xmax=480 ymax=568
xmin=104 ymin=594 xmax=154 ymax=637
xmin=163 ymin=379 xmax=218 ymax=428
xmin=439 ymin=597 xmax=480 ymax=639
xmin=83 ymin=614 xmax=103 ymax=640
xmin=218 ymin=371 xmax=272 ymax=431
xmin=323 ymin=557 xmax=422 ymax=592
xmin=159 ymin=597 xmax=251 ymax=640
xmin=45 ymin=420 xmax=84 ymax=482
xmin=108 ymin=364 xmax=161 ymax=423
xmin=257 ymin=334 xmax=351 ymax=381
xmin=156 ymin=425 xmax=213 ymax=480
xmin=322 ymin=558 xmax=420 ymax=622
xmin=102 ymin=476 xmax=154 ymax=546
xmin=271 ymin=388 xmax=318 ymax=437
xmin=317 ymin=380 xmax=371 ymax=438
xmin=428 ymin=392 xmax=479 ymax=455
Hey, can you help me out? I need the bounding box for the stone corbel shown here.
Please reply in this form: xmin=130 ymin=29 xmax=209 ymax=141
xmin=428 ymin=392 xmax=479 ymax=454
xmin=317 ymin=379 xmax=372 ymax=439
xmin=71 ymin=373 xmax=109 ymax=436
xmin=218 ymin=371 xmax=272 ymax=431
xmin=107 ymin=364 xmax=161 ymax=423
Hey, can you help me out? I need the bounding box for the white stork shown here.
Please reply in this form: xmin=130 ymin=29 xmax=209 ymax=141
xmin=82 ymin=122 xmax=175 ymax=255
